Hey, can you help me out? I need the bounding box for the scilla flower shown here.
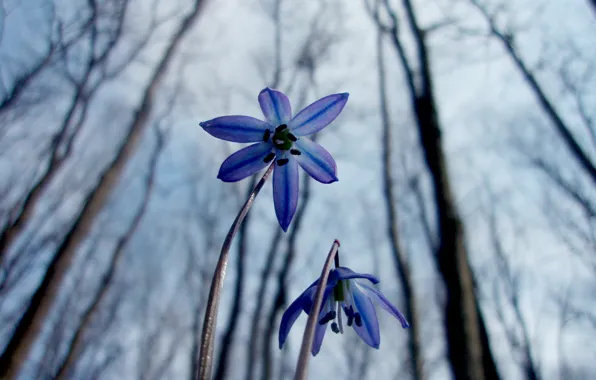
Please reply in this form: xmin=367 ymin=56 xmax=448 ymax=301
xmin=200 ymin=88 xmax=348 ymax=231
xmin=279 ymin=266 xmax=409 ymax=355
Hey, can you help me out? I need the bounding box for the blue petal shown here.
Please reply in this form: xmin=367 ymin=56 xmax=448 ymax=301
xmin=311 ymin=317 xmax=328 ymax=356
xmin=288 ymin=93 xmax=349 ymax=136
xmin=259 ymin=88 xmax=292 ymax=126
xmin=351 ymin=284 xmax=381 ymax=348
xmin=217 ymin=143 xmax=273 ymax=182
xmin=299 ymin=284 xmax=318 ymax=315
xmin=279 ymin=287 xmax=314 ymax=349
xmin=200 ymin=116 xmax=271 ymax=142
xmin=360 ymin=284 xmax=409 ymax=328
xmin=272 ymin=157 xmax=299 ymax=231
xmin=334 ymin=267 xmax=379 ymax=284
xmin=312 ymin=288 xmax=334 ymax=356
xmin=293 ymin=138 xmax=338 ymax=184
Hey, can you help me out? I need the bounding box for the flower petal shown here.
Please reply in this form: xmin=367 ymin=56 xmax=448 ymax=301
xmin=288 ymin=93 xmax=349 ymax=136
xmin=360 ymin=284 xmax=409 ymax=328
xmin=272 ymin=157 xmax=299 ymax=231
xmin=351 ymin=285 xmax=381 ymax=348
xmin=334 ymin=267 xmax=379 ymax=285
xmin=200 ymin=116 xmax=271 ymax=142
xmin=279 ymin=290 xmax=311 ymax=349
xmin=311 ymin=320 xmax=328 ymax=356
xmin=293 ymin=138 xmax=338 ymax=183
xmin=259 ymin=88 xmax=292 ymax=126
xmin=217 ymin=143 xmax=273 ymax=182
xmin=312 ymin=289 xmax=334 ymax=356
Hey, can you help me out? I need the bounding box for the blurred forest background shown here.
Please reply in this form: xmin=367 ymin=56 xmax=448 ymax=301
xmin=0 ymin=0 xmax=594 ymax=379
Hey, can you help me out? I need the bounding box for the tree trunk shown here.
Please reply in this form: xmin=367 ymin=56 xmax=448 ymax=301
xmin=52 ymin=128 xmax=163 ymax=380
xmin=379 ymin=0 xmax=502 ymax=378
xmin=470 ymin=0 xmax=596 ymax=186
xmin=377 ymin=29 xmax=424 ymax=380
xmin=0 ymin=2 xmax=205 ymax=377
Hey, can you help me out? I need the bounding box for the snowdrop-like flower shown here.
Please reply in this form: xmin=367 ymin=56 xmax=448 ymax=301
xmin=200 ymin=88 xmax=348 ymax=231
xmin=279 ymin=266 xmax=409 ymax=355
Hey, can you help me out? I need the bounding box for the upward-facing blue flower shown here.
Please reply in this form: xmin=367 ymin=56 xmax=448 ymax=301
xmin=200 ymin=88 xmax=348 ymax=231
xmin=279 ymin=267 xmax=409 ymax=356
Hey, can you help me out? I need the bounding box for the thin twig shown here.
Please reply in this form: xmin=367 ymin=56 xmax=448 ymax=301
xmin=197 ymin=163 xmax=275 ymax=380
xmin=293 ymin=239 xmax=340 ymax=380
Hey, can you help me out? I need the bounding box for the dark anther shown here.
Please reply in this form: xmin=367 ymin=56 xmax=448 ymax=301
xmin=290 ymin=149 xmax=301 ymax=155
xmin=344 ymin=306 xmax=354 ymax=326
xmin=344 ymin=306 xmax=354 ymax=317
xmin=263 ymin=129 xmax=271 ymax=142
xmin=287 ymin=133 xmax=297 ymax=142
xmin=329 ymin=310 xmax=337 ymax=320
xmin=354 ymin=313 xmax=362 ymax=327
xmin=263 ymin=153 xmax=275 ymax=163
xmin=319 ymin=311 xmax=334 ymax=325
xmin=331 ymin=322 xmax=340 ymax=334
xmin=277 ymin=158 xmax=289 ymax=166
xmin=275 ymin=124 xmax=288 ymax=132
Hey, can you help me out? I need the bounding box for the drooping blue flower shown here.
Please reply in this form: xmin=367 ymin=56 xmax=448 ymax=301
xmin=200 ymin=88 xmax=348 ymax=231
xmin=279 ymin=266 xmax=409 ymax=356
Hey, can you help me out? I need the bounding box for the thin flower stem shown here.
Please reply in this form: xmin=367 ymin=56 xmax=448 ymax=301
xmin=197 ymin=163 xmax=275 ymax=380
xmin=293 ymin=239 xmax=341 ymax=380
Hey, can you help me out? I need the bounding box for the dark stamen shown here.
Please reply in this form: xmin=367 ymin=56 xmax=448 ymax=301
xmin=331 ymin=322 xmax=340 ymax=334
xmin=290 ymin=149 xmax=301 ymax=155
xmin=275 ymin=124 xmax=287 ymax=132
xmin=287 ymin=133 xmax=297 ymax=142
xmin=277 ymin=158 xmax=289 ymax=166
xmin=263 ymin=129 xmax=271 ymax=142
xmin=345 ymin=306 xmax=354 ymax=326
xmin=344 ymin=306 xmax=354 ymax=317
xmin=354 ymin=313 xmax=362 ymax=327
xmin=263 ymin=152 xmax=275 ymax=163
xmin=319 ymin=311 xmax=334 ymax=325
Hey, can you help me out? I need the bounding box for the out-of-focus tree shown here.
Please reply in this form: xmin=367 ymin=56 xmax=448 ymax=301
xmin=366 ymin=0 xmax=501 ymax=379
xmin=483 ymin=189 xmax=542 ymax=380
xmin=0 ymin=0 xmax=207 ymax=377
xmin=52 ymin=123 xmax=167 ymax=380
xmin=464 ymin=3 xmax=596 ymax=371
xmin=375 ymin=17 xmax=424 ymax=380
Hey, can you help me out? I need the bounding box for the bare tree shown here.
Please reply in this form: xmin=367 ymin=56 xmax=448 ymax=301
xmin=244 ymin=228 xmax=283 ymax=380
xmin=52 ymin=124 xmax=166 ymax=380
xmin=0 ymin=1 xmax=56 ymax=115
xmin=377 ymin=23 xmax=424 ymax=380
xmin=366 ymin=0 xmax=501 ymax=379
xmin=0 ymin=1 xmax=207 ymax=376
xmin=484 ymin=191 xmax=541 ymax=380
xmin=0 ymin=0 xmax=131 ymax=259
xmin=468 ymin=0 xmax=596 ymax=186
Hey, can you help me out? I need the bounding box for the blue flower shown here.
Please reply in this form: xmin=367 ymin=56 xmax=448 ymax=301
xmin=200 ymin=88 xmax=348 ymax=231
xmin=279 ymin=266 xmax=409 ymax=356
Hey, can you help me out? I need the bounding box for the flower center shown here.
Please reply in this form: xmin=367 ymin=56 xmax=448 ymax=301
xmin=319 ymin=281 xmax=363 ymax=334
xmin=270 ymin=124 xmax=297 ymax=151
xmin=262 ymin=125 xmax=302 ymax=166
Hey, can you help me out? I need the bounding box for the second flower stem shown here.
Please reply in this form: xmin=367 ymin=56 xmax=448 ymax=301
xmin=293 ymin=239 xmax=341 ymax=380
xmin=197 ymin=163 xmax=274 ymax=380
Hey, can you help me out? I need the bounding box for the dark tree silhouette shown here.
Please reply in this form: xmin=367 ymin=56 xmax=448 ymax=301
xmin=0 ymin=1 xmax=206 ymax=376
xmin=367 ymin=0 xmax=501 ymax=379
